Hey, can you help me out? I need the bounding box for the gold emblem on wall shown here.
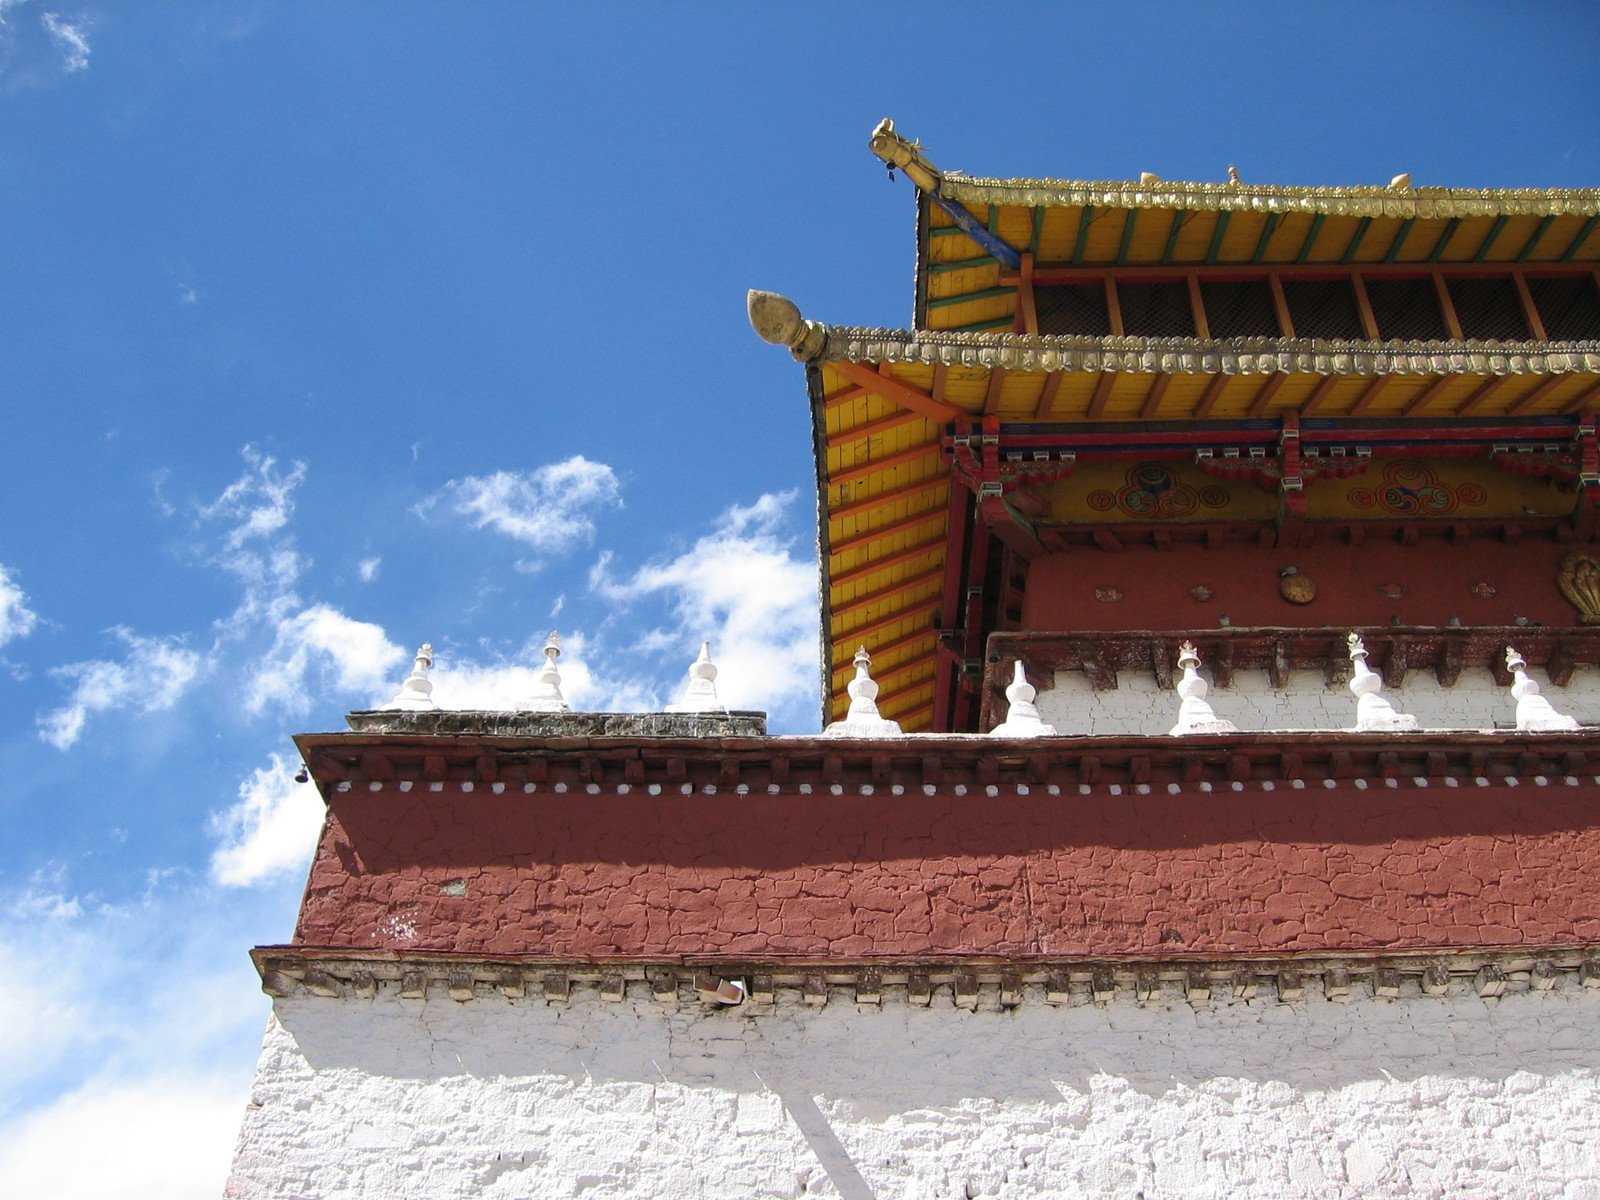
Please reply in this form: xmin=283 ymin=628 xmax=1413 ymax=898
xmin=1558 ymin=552 xmax=1600 ymax=624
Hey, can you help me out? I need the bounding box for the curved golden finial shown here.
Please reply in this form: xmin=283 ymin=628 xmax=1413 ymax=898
xmin=868 ymin=119 xmax=941 ymax=193
xmin=746 ymin=290 xmax=826 ymax=362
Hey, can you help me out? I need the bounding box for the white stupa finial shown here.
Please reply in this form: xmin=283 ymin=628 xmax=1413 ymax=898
xmin=822 ymin=645 xmax=902 ymax=737
xmin=1347 ymin=633 xmax=1417 ymax=731
xmin=385 ymin=643 xmax=438 ymax=711
xmin=1167 ymin=642 xmax=1237 ymax=735
xmin=667 ymin=641 xmax=726 ymax=714
xmin=990 ymin=660 xmax=1056 ymax=737
xmin=1505 ymin=647 xmax=1579 ymax=731
xmin=520 ymin=631 xmax=569 ymax=713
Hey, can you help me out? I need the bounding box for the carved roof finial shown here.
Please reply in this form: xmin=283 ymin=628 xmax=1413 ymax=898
xmin=1505 ymin=646 xmax=1579 ymax=732
xmin=385 ymin=643 xmax=438 ymax=711
xmin=1167 ymin=642 xmax=1237 ymax=735
xmin=867 ymin=118 xmax=942 ymax=192
xmin=666 ymin=641 xmax=726 ymax=714
xmin=747 ymin=290 xmax=827 ymax=362
xmin=822 ymin=646 xmax=903 ymax=738
xmin=989 ymin=660 xmax=1056 ymax=738
xmin=1347 ymin=633 xmax=1417 ymax=731
xmin=520 ymin=632 xmax=569 ymax=713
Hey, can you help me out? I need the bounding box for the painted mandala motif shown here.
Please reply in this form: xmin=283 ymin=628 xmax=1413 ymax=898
xmin=1347 ymin=461 xmax=1484 ymax=516
xmin=1088 ymin=465 xmax=1231 ymax=519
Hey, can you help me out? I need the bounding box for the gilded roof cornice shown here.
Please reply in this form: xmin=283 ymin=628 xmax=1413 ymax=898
xmin=821 ymin=327 xmax=1600 ymax=378
xmin=937 ymin=174 xmax=1600 ymax=218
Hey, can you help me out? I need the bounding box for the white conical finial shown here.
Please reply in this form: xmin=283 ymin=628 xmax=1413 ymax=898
xmin=386 ymin=643 xmax=438 ymax=711
xmin=520 ymin=632 xmax=569 ymax=713
xmin=667 ymin=641 xmax=726 ymax=714
xmin=1167 ymin=642 xmax=1237 ymax=735
xmin=822 ymin=646 xmax=903 ymax=737
xmin=1347 ymin=633 xmax=1416 ymax=731
xmin=1505 ymin=647 xmax=1579 ymax=731
xmin=990 ymin=660 xmax=1057 ymax=737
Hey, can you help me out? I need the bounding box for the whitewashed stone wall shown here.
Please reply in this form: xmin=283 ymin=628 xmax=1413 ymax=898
xmin=1034 ymin=667 xmax=1598 ymax=737
xmin=228 ymin=985 xmax=1600 ymax=1199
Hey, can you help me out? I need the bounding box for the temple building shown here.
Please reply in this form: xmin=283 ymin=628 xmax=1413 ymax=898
xmin=228 ymin=125 xmax=1600 ymax=1198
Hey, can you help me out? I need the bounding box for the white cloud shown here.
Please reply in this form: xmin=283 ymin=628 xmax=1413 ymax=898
xmin=198 ymin=446 xmax=308 ymax=634
xmin=39 ymin=629 xmax=203 ymax=750
xmin=247 ymin=603 xmax=404 ymax=714
xmin=40 ymin=11 xmax=87 ymax=72
xmin=428 ymin=456 xmax=622 ymax=556
xmin=0 ymin=1073 xmax=243 ymax=1199
xmin=356 ymin=556 xmax=381 ymax=583
xmin=0 ymin=562 xmax=39 ymax=647
xmin=210 ymin=753 xmax=324 ymax=887
xmin=591 ymin=491 xmax=820 ymax=724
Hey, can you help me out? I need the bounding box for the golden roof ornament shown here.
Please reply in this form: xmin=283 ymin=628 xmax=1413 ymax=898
xmin=1557 ymin=552 xmax=1600 ymax=624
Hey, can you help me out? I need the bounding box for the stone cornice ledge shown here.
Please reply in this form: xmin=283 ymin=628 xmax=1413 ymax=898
xmin=297 ymin=729 xmax=1600 ymax=798
xmin=253 ymin=946 xmax=1600 ymax=1009
xmin=819 ymin=329 xmax=1600 ymax=379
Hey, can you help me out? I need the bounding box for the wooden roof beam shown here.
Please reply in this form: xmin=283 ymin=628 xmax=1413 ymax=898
xmin=830 ymin=475 xmax=947 ymax=522
xmin=829 ymin=508 xmax=945 ymax=558
xmin=1560 ymin=213 xmax=1600 ymax=262
xmin=827 ymin=409 xmax=930 ymax=449
xmin=829 ymin=360 xmax=963 ymax=423
xmin=830 ymin=569 xmax=945 ymax=621
xmin=830 ymin=535 xmax=947 ymax=591
xmin=829 ymin=628 xmax=937 ymax=680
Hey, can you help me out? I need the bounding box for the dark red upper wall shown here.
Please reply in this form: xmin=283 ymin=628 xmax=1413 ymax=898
xmin=295 ymin=780 xmax=1600 ymax=961
xmin=1023 ymin=538 xmax=1580 ymax=633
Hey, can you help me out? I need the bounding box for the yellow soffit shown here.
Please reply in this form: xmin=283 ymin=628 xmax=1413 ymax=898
xmin=937 ymin=174 xmax=1600 ymax=219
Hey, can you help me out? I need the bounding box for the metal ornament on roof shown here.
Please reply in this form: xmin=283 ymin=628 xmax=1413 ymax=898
xmin=1167 ymin=642 xmax=1237 ymax=736
xmin=1505 ymin=647 xmax=1580 ymax=732
xmin=520 ymin=632 xmax=569 ymax=713
xmin=821 ymin=646 xmax=903 ymax=738
xmin=385 ymin=643 xmax=438 ymax=712
xmin=666 ymin=642 xmax=727 ymax=714
xmin=1347 ymin=633 xmax=1418 ymax=732
xmin=989 ymin=660 xmax=1057 ymax=737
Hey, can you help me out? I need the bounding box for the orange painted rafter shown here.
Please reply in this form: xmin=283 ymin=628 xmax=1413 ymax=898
xmin=1561 ymin=382 xmax=1600 ymax=414
xmin=1512 ymin=269 xmax=1549 ymax=341
xmin=1193 ymin=374 xmax=1231 ymax=419
xmin=830 ymin=475 xmax=947 ymax=522
xmin=1268 ymin=271 xmax=1295 ymax=336
xmin=1351 ymin=274 xmax=1380 ymax=339
xmin=1507 ymin=376 xmax=1567 ymax=417
xmin=1017 ymin=253 xmax=1039 ymax=335
xmin=1454 ymin=376 xmax=1511 ymax=416
xmin=827 ymin=409 xmax=929 ymax=449
xmin=829 ymin=360 xmax=964 ymax=423
xmin=1432 ymin=271 xmax=1465 ymax=340
xmin=829 ymin=535 xmax=946 ymax=591
xmin=829 ymin=507 xmax=945 ymax=557
xmin=1348 ymin=376 xmax=1393 ymax=416
xmin=1299 ymin=375 xmax=1342 ymax=415
xmin=1246 ymin=372 xmax=1288 ymax=417
xmin=829 ymin=627 xmax=936 ymax=679
xmin=1186 ymin=274 xmax=1210 ymax=338
xmin=1086 ymin=372 xmax=1117 ymax=418
xmin=832 ymin=599 xmax=936 ymax=652
xmin=1104 ymin=279 xmax=1125 ymax=336
xmin=829 ymin=443 xmax=940 ymax=489
xmin=1139 ymin=374 xmax=1172 ymax=419
xmin=822 ymin=385 xmax=869 ymax=412
xmin=1032 ymin=372 xmax=1065 ymax=419
xmin=1402 ymin=375 xmax=1455 ymax=417
xmin=831 ymin=569 xmax=945 ymax=621
xmin=982 ymin=367 xmax=1008 ymax=416
xmin=873 ymin=683 xmax=937 ymax=721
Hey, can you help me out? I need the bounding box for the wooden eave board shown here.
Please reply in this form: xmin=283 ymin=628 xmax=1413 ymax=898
xmin=923 ymin=200 xmax=1600 ymax=314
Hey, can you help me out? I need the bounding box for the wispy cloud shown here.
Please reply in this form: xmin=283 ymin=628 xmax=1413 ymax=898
xmin=356 ymin=556 xmax=381 ymax=583
xmin=197 ymin=446 xmax=308 ymax=634
xmin=210 ymin=753 xmax=324 ymax=887
xmin=591 ymin=491 xmax=820 ymax=725
xmin=424 ymin=456 xmax=622 ymax=560
xmin=39 ymin=629 xmax=203 ymax=750
xmin=246 ymin=603 xmax=403 ymax=715
xmin=0 ymin=563 xmax=39 ymax=647
xmin=40 ymin=11 xmax=87 ymax=72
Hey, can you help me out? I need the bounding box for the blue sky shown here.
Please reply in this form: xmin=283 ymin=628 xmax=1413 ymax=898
xmin=0 ymin=2 xmax=1595 ymax=1194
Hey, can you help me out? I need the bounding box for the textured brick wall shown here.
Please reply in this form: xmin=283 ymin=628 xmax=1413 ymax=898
xmin=294 ymin=781 xmax=1600 ymax=958
xmin=227 ymin=987 xmax=1600 ymax=1199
